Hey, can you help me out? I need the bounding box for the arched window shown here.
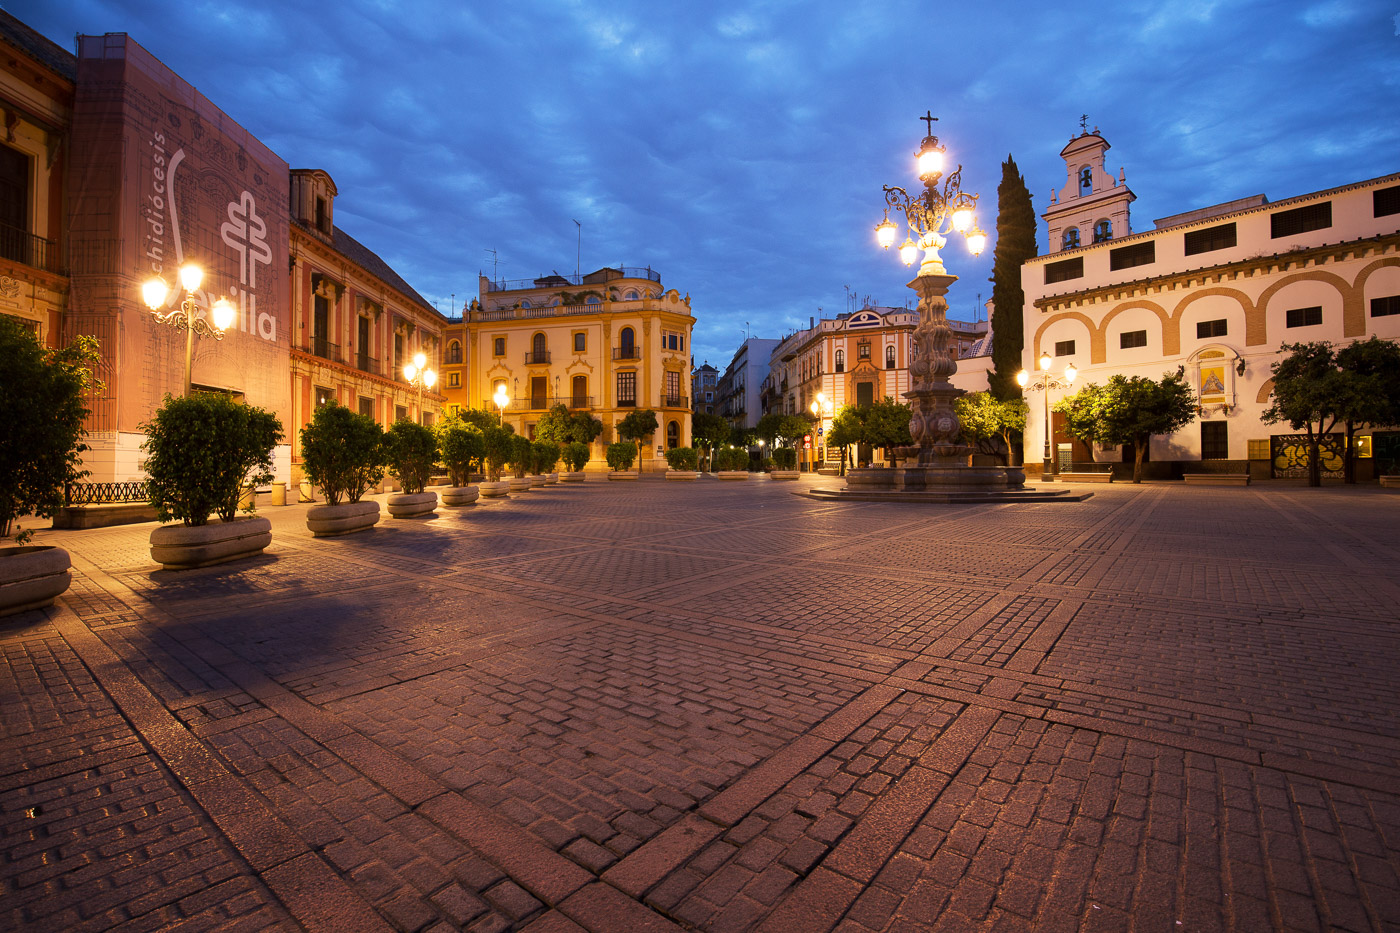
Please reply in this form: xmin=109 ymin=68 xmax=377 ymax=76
xmin=885 ymin=345 xmax=896 ymax=369
xmin=1063 ymin=227 xmax=1080 ymax=250
xmin=571 ymin=374 xmax=588 ymax=408
xmin=667 ymin=420 xmax=680 ymax=449
xmin=446 ymin=340 xmax=462 ymax=364
xmin=619 ymin=326 xmax=635 ymax=358
xmin=1079 ymin=166 xmax=1092 ymax=196
xmin=586 ymin=295 xmax=601 ymax=305
xmin=1093 ymin=219 xmax=1112 ymax=243
xmin=520 ymin=299 xmax=532 ymax=309
xmin=835 ymin=349 xmax=845 ymax=372
xmin=531 ymin=332 xmax=546 ymax=360
xmin=624 ymin=289 xmax=638 ymax=300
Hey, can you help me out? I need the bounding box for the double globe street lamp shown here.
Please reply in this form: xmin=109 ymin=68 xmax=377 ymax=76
xmin=1017 ymin=353 xmax=1077 ymax=478
xmin=402 ymin=351 xmax=437 ymax=421
xmin=141 ymin=264 xmax=237 ymax=397
xmin=493 ymin=384 xmax=510 ymax=426
xmin=809 ymin=391 xmax=831 ymax=472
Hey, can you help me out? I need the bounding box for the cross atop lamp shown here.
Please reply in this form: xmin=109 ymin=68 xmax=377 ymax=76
xmin=142 ymin=263 xmax=236 ymax=396
xmin=1017 ymin=352 xmax=1077 ymax=478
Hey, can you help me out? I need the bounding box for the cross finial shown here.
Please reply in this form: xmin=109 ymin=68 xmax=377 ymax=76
xmin=921 ymin=111 xmax=938 ymax=135
xmin=1079 ymin=114 xmax=1088 ymax=133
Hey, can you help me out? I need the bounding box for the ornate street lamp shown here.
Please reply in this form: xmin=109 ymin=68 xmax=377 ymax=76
xmin=809 ymin=392 xmax=831 ymax=472
xmin=872 ymin=113 xmax=987 ymax=470
xmin=403 ymin=351 xmax=437 ymax=422
xmin=493 ymin=385 xmax=510 ymax=426
xmin=141 ymin=264 xmax=237 ymax=396
xmin=1017 ymin=353 xmax=1076 ymax=479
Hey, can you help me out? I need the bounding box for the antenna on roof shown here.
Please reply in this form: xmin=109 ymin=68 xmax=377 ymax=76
xmin=573 ymin=220 xmax=581 ymax=282
xmin=485 ymin=248 xmax=499 ymax=286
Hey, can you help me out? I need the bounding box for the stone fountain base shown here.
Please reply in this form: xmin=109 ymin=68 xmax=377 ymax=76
xmin=811 ymin=449 xmax=1089 ymax=504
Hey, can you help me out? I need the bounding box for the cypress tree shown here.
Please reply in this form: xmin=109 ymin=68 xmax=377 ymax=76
xmin=988 ymin=155 xmax=1038 ymax=400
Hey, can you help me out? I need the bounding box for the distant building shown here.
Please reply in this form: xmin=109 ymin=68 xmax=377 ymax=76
xmin=442 ymin=268 xmax=694 ymax=469
xmin=718 ymin=338 xmax=778 ymax=429
xmin=691 ymin=361 xmax=718 ymax=415
xmin=1021 ymin=128 xmax=1400 ymax=478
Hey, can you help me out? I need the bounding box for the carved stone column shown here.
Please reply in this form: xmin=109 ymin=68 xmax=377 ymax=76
xmin=901 ymin=272 xmax=971 ymax=468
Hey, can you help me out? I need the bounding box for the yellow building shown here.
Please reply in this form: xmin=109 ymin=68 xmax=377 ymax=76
xmin=288 ymin=169 xmax=447 ymax=488
xmin=442 ymin=268 xmax=693 ymax=470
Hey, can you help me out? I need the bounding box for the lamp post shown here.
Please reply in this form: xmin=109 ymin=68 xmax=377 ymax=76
xmin=402 ymin=351 xmax=437 ymax=423
xmin=141 ymin=264 xmax=237 ymax=396
xmin=809 ymin=392 xmax=831 ymax=473
xmin=872 ymin=113 xmax=987 ymax=469
xmin=493 ymin=385 xmax=510 ymax=426
xmin=1016 ymin=353 xmax=1077 ymax=479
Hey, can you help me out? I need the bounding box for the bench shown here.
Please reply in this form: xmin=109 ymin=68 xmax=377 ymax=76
xmin=1057 ymin=472 xmax=1113 ymax=483
xmin=1183 ymin=472 xmax=1250 ymax=486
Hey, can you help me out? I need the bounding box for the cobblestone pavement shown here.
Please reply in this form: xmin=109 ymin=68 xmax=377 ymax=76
xmin=4 ymin=476 xmax=1399 ymax=931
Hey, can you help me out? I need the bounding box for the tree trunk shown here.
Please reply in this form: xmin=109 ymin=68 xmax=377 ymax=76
xmin=1308 ymin=433 xmax=1322 ymax=487
xmin=1133 ymin=436 xmax=1146 ymax=484
xmin=1343 ymin=422 xmax=1357 ymax=484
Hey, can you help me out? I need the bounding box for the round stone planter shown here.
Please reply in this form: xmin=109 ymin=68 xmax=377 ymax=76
xmin=559 ymin=472 xmax=586 ymax=483
xmin=545 ymin=472 xmax=559 ymax=485
xmin=768 ymin=470 xmax=800 ymax=481
xmin=507 ymin=477 xmax=533 ymax=493
xmin=479 ymin=481 xmax=510 ymax=498
xmin=441 ymin=486 xmax=480 ymax=507
xmin=0 ymin=545 xmax=71 ymax=617
xmin=717 ymin=471 xmax=750 ymax=481
xmin=387 ymin=491 xmax=438 ymax=519
xmin=665 ymin=470 xmax=698 ymax=481
xmin=528 ymin=474 xmax=546 ymax=487
xmin=608 ymin=471 xmax=639 ymax=481
xmin=306 ymin=500 xmax=380 ymax=537
xmin=150 ymin=516 xmax=272 ymax=570
xmin=1380 ymin=475 xmax=1400 ymax=488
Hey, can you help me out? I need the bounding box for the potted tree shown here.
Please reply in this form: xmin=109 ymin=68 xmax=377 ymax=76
xmin=617 ymin=408 xmax=658 ymax=473
xmin=769 ymin=446 xmax=800 ymax=480
xmin=437 ymin=418 xmax=484 ymax=506
xmin=715 ymin=447 xmax=750 ymax=480
xmin=664 ymin=446 xmax=699 ymax=480
xmin=527 ymin=440 xmax=551 ymax=487
xmin=606 ymin=441 xmax=639 ymax=479
xmin=300 ymin=403 xmax=387 ymax=536
xmin=385 ymin=419 xmax=439 ymax=518
xmin=533 ymin=440 xmax=562 ymax=484
xmin=0 ymin=319 xmax=98 ymax=615
xmin=560 ymin=441 xmax=590 ymax=482
xmin=507 ymin=434 xmax=534 ymax=493
xmin=143 ymin=393 xmax=282 ymax=569
xmin=480 ymin=425 xmax=513 ymax=497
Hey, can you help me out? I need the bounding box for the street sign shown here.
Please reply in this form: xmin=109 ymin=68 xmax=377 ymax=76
xmin=803 ymin=436 xmax=812 ymax=449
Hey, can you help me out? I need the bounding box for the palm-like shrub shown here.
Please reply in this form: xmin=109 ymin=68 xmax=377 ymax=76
xmin=437 ymin=420 xmax=485 ymax=486
xmin=386 ymin=419 xmax=438 ymax=494
xmin=664 ymin=446 xmax=698 ymax=470
xmin=562 ymin=442 xmax=590 ymax=472
xmin=606 ymin=441 xmax=637 ymax=471
xmin=300 ymin=403 xmax=386 ymax=505
xmin=143 ymin=393 xmax=282 ymax=525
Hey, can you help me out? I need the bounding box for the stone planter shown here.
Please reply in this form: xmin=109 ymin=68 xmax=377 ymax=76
xmin=608 ymin=471 xmax=639 ymax=481
xmin=507 ymin=477 xmax=533 ymax=493
xmin=528 ymin=474 xmax=546 ymax=487
xmin=480 ymin=481 xmax=510 ymax=498
xmin=150 ymin=516 xmax=272 ymax=570
xmin=545 ymin=472 xmax=559 ymax=485
xmin=387 ymin=491 xmax=438 ymax=519
xmin=0 ymin=545 xmax=71 ymax=617
xmin=441 ymin=486 xmax=480 ymax=507
xmin=560 ymin=472 xmax=586 ymax=483
xmin=1380 ymin=475 xmax=1400 ymax=488
xmin=768 ymin=470 xmax=800 ymax=481
xmin=717 ymin=471 xmax=750 ymax=481
xmin=306 ymin=500 xmax=380 ymax=537
xmin=665 ymin=470 xmax=698 ymax=481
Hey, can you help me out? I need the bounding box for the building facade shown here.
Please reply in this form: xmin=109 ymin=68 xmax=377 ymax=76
xmin=718 ymin=337 xmax=778 ymax=429
xmin=692 ymin=362 xmax=718 ymax=416
xmin=1021 ymin=129 xmax=1400 ymax=478
xmin=442 ymin=268 xmax=693 ymax=470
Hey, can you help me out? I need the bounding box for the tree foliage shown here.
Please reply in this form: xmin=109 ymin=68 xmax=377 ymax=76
xmin=864 ymin=398 xmax=914 ymax=464
xmin=1052 ymin=383 xmax=1110 ymax=458
xmin=531 ymin=439 xmax=561 ymax=474
xmin=955 ymin=392 xmax=1027 ymax=464
xmin=771 ymin=447 xmax=798 ymax=470
xmin=386 ymin=419 xmax=438 ymax=494
xmin=506 ymin=434 xmax=532 ymax=478
xmin=691 ymin=413 xmax=730 ymax=469
xmin=144 ymin=393 xmax=282 ymax=524
xmin=455 ymin=407 xmax=501 ymax=432
xmin=617 ymin=408 xmax=658 ymax=466
xmin=664 ymin=446 xmax=698 ymax=470
xmin=606 ymin=441 xmax=637 ymax=471
xmin=989 ymin=155 xmax=1036 ymax=400
xmin=1334 ymin=337 xmax=1400 ymax=483
xmin=0 ymin=319 xmax=101 ymax=541
xmin=713 ymin=447 xmax=748 ymax=471
xmin=481 ymin=425 xmax=513 ymax=481
xmin=300 ymin=403 xmax=385 ymax=505
xmin=561 ymin=441 xmax=591 ymax=472
xmin=1098 ymin=370 xmax=1197 ymax=483
xmin=436 ymin=418 xmax=485 ymax=486
xmin=535 ymin=404 xmax=603 ymax=445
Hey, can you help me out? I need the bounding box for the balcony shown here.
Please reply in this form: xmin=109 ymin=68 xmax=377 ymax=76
xmin=301 ymin=337 xmax=345 ymax=365
xmin=480 ymin=395 xmax=596 ymax=412
xmin=0 ymin=222 xmax=61 ymax=275
xmin=612 ymin=347 xmax=642 ymax=361
xmin=660 ymin=394 xmax=689 ymax=408
xmin=524 ymin=351 xmax=551 ymax=364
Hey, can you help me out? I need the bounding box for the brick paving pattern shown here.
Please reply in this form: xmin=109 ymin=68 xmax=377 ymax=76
xmin=2 ymin=477 xmax=1399 ymax=931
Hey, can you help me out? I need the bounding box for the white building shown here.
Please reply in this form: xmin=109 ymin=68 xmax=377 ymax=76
xmin=718 ymin=338 xmax=778 ymax=429
xmin=1020 ymin=129 xmax=1400 ymax=478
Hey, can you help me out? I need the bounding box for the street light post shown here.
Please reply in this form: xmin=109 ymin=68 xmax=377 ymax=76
xmin=402 ymin=351 xmax=437 ymax=423
xmin=1016 ymin=353 xmax=1077 ymax=479
xmin=809 ymin=392 xmax=831 ymax=473
xmin=493 ymin=385 xmax=510 ymax=426
xmin=141 ymin=264 xmax=237 ymax=396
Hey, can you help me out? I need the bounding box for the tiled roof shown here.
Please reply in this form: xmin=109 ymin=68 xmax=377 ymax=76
xmin=0 ymin=10 xmax=77 ymax=81
xmin=298 ymin=220 xmax=440 ymax=319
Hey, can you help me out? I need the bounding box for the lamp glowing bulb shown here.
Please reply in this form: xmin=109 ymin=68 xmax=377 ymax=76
xmin=413 ymin=351 xmax=427 ymax=370
xmin=178 ymin=264 xmax=203 ymax=293
xmin=1016 ymin=369 xmax=1029 ymax=388
xmin=1065 ymin=364 xmax=1077 ymax=384
xmin=952 ymin=208 xmax=973 ymax=232
xmin=966 ymin=229 xmax=987 ymax=256
xmin=899 ymin=237 xmax=918 ymax=267
xmin=142 ymin=277 xmax=170 ymax=310
xmin=1039 ymin=352 xmax=1052 ymax=371
xmin=917 ymin=147 xmax=944 ymax=179
xmin=423 ymin=369 xmax=437 ymax=389
xmin=875 ymin=217 xmax=897 ymax=250
xmin=211 ymin=297 xmax=236 ymax=332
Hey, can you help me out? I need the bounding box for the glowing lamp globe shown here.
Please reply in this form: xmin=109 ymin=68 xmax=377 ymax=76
xmin=423 ymin=369 xmax=437 ymax=389
xmin=178 ymin=264 xmax=203 ymax=293
xmin=917 ymin=147 xmax=944 ymax=179
xmin=142 ymin=277 xmax=170 ymax=310
xmin=1016 ymin=369 xmax=1029 ymax=388
xmin=951 ymin=208 xmax=972 ymax=232
xmin=1039 ymin=352 xmax=1052 ymax=371
xmin=1065 ymin=364 xmax=1077 ymax=384
xmin=898 ymin=237 xmax=918 ymax=267
xmin=211 ymin=297 xmax=236 ymax=332
xmin=875 ymin=218 xmax=897 ymax=250
xmin=966 ymin=230 xmax=987 ymax=256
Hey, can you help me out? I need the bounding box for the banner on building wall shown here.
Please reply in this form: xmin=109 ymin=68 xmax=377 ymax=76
xmin=72 ymin=34 xmax=290 ymax=432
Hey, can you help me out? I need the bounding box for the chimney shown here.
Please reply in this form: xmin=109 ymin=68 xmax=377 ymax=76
xmin=809 ymin=316 xmax=814 ymax=329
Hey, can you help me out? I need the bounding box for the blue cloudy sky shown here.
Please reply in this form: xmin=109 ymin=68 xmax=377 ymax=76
xmin=12 ymin=0 xmax=1399 ymax=370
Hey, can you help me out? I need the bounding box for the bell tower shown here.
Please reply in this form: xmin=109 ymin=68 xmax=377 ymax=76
xmin=1043 ymin=121 xmax=1135 ymax=253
